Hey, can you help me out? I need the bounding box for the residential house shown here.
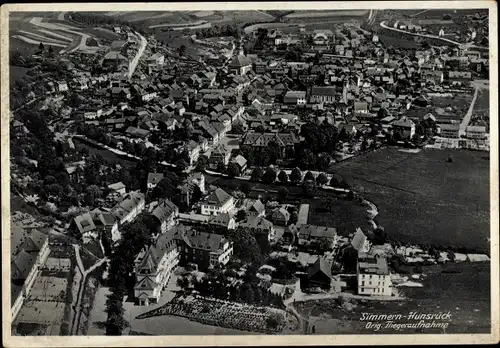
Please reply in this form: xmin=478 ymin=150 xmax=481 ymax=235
xmin=185 ymin=140 xmax=201 ymax=167
xmin=151 ymin=199 xmax=179 ymax=234
xmin=230 ymin=155 xmax=248 ymax=173
xmin=298 ymin=224 xmax=337 ymax=250
xmin=208 ymin=213 xmax=236 ymax=230
xmin=240 ymin=216 xmax=276 ymax=242
xmin=173 ymin=225 xmax=233 ymax=271
xmin=209 ymin=144 xmax=231 ymax=170
xmin=242 ymin=132 xmax=299 ymax=159
xmin=309 ymin=86 xmax=337 ymax=104
xmin=439 ymin=124 xmax=460 ymax=138
xmin=108 ymin=182 xmax=127 ymax=196
xmin=11 ymin=228 xmax=50 ymax=320
xmin=110 ymin=191 xmax=146 ymax=225
xmin=357 ymin=254 xmax=392 ymax=296
xmin=353 ymin=101 xmax=369 ymax=116
xmin=244 ymin=199 xmax=265 ymax=217
xmin=448 ymin=71 xmax=472 ymax=85
xmin=201 ymin=188 xmax=235 ymax=216
xmin=284 ymin=91 xmax=307 ymax=105
xmin=146 ymin=53 xmax=165 ymax=66
xmin=392 ymin=117 xmax=416 ymax=139
xmin=302 ymin=257 xmax=333 ymax=291
xmin=422 ymin=70 xmax=444 ymax=85
xmin=466 ymin=126 xmax=486 ymax=139
xmin=271 ymin=207 xmax=290 ymax=226
xmin=57 ymin=81 xmax=69 ymax=92
xmin=229 ymin=54 xmax=252 ymax=76
xmin=133 ymin=230 xmax=179 ymax=305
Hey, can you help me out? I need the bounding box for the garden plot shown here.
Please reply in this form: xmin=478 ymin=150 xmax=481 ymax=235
xmin=28 ymin=276 xmax=68 ymax=302
xmin=137 ymin=295 xmax=297 ymax=334
xmin=14 ymin=300 xmax=66 ymax=335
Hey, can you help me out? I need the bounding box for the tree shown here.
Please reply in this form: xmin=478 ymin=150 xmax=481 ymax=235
xmin=304 ymin=171 xmax=315 ymax=182
xmin=290 ymin=168 xmax=302 ymax=183
xmin=240 ymin=182 xmax=251 ymax=195
xmin=278 ymin=187 xmax=289 ymax=202
xmin=196 ymin=155 xmax=209 ymax=171
xmin=341 ymin=246 xmax=359 ymax=273
xmin=226 ymin=162 xmax=240 ymax=177
xmin=48 ymin=45 xmax=54 ymax=56
xmin=250 ymin=167 xmax=263 ymax=181
xmin=216 ymin=161 xmax=226 ymax=173
xmin=262 ymin=167 xmax=277 ymax=184
xmin=236 ymin=209 xmax=247 ymax=222
xmin=278 ymin=170 xmax=289 ymax=183
xmin=330 ymin=174 xmax=344 ymax=187
xmin=39 ymin=42 xmax=45 ymax=52
xmin=178 ymin=44 xmax=187 ymax=56
xmin=316 ymin=173 xmax=328 ymax=186
xmin=373 ymin=226 xmax=388 ymax=245
xmin=84 ymin=185 xmax=102 ymax=207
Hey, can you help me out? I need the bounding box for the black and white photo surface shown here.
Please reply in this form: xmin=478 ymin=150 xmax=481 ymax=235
xmin=1 ymin=1 xmax=498 ymax=346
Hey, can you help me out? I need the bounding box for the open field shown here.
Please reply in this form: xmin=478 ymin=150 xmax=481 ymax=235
xmin=307 ymin=198 xmax=370 ymax=235
xmin=285 ymin=10 xmax=368 ymax=19
xmin=330 ymin=148 xmax=490 ymax=253
xmin=376 ymin=32 xmax=421 ymax=49
xmin=72 ymin=137 xmax=137 ymax=168
xmin=472 ymin=88 xmax=490 ymax=120
xmin=297 ymin=262 xmax=490 ymax=334
xmin=9 ymin=13 xmax=111 ymax=55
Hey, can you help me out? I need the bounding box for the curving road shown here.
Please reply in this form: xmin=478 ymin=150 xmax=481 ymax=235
xmin=128 ymin=31 xmax=148 ymax=79
xmin=379 ymin=21 xmax=488 ymax=50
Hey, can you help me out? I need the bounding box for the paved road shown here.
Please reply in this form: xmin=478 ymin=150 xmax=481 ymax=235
xmin=379 ymin=21 xmax=488 ymax=50
xmin=128 ymin=31 xmax=148 ymax=79
xmin=459 ymin=81 xmax=487 ymax=135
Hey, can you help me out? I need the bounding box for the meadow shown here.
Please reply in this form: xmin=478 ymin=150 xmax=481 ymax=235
xmin=330 ymin=147 xmax=490 ymax=253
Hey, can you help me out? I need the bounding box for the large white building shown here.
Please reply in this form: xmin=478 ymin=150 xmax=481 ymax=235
xmin=357 ymin=254 xmax=392 ymax=297
xmin=134 ymin=231 xmax=179 ymax=306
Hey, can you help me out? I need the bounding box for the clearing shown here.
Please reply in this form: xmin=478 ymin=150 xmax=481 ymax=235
xmin=330 ymin=147 xmax=490 ymax=253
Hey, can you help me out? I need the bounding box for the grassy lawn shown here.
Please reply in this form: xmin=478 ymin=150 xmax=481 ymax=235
xmin=306 ymin=198 xmax=369 ymax=235
xmin=296 ymin=262 xmax=490 ymax=334
xmin=73 ymin=137 xmax=137 ymax=168
xmin=330 ymin=147 xmax=490 ymax=253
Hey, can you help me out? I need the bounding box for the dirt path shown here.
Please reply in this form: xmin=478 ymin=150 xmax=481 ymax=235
xmin=71 ymin=245 xmax=108 ymax=335
xmin=459 ymin=84 xmax=480 ymax=135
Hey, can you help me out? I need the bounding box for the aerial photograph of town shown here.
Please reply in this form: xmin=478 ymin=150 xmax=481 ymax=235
xmin=4 ymin=3 xmax=495 ymax=341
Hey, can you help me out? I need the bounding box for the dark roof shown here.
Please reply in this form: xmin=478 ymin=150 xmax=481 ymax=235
xmin=152 ymin=199 xmax=178 ymax=223
xmin=307 ymin=257 xmax=332 ymax=279
xmin=299 ymin=224 xmax=336 ymax=240
xmin=174 ymin=225 xmax=228 ymax=253
xmin=229 ymin=55 xmax=252 ymax=68
xmin=204 ymin=188 xmax=233 ymax=207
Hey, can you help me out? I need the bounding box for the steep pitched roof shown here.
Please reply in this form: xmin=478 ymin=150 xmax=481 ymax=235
xmin=240 ymin=216 xmax=274 ymax=230
xmin=204 ymin=188 xmax=233 ymax=207
xmin=152 ymin=199 xmax=178 ymax=223
xmin=307 ymin=257 xmax=332 ymax=279
xmin=229 ymin=55 xmax=252 ymax=69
